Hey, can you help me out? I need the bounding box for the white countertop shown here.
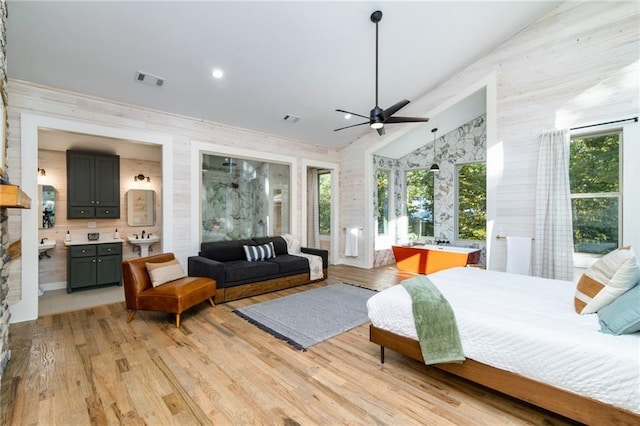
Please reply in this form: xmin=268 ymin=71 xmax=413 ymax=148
xmin=64 ymin=238 xmax=125 ymax=246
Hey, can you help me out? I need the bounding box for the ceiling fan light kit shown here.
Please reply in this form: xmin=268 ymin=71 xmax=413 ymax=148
xmin=334 ymin=10 xmax=429 ymax=136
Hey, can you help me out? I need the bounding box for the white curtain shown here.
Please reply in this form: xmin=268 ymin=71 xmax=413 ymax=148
xmin=534 ymin=129 xmax=574 ymax=280
xmin=307 ymin=168 xmax=321 ymax=248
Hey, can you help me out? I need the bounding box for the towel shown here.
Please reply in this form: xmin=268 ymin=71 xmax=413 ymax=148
xmin=281 ymin=234 xmax=323 ymax=280
xmin=345 ymin=227 xmax=359 ymax=257
xmin=402 ymin=275 xmax=464 ymax=365
xmin=506 ymin=236 xmax=533 ymax=275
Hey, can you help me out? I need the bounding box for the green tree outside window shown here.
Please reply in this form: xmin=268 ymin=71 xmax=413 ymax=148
xmin=457 ymin=163 xmax=486 ymax=240
xmin=377 ymin=170 xmax=390 ymax=235
xmin=406 ymin=170 xmax=434 ymax=237
xmin=570 ymin=132 xmax=620 ymax=254
xmin=318 ymin=172 xmax=331 ymax=235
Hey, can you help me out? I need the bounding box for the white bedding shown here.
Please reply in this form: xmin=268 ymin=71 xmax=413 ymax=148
xmin=366 ymin=267 xmax=640 ymax=414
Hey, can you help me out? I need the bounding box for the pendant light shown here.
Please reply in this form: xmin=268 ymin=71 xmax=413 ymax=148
xmin=430 ymin=128 xmax=440 ymax=173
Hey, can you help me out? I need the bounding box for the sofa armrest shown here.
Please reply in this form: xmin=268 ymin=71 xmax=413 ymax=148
xmin=301 ymin=247 xmax=328 ymax=269
xmin=188 ymin=256 xmax=226 ymax=287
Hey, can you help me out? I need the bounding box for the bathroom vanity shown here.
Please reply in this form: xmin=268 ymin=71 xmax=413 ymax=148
xmin=392 ymin=244 xmax=481 ymax=275
xmin=65 ymin=239 xmax=123 ymax=293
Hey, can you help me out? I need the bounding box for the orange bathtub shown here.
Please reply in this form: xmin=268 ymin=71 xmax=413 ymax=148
xmin=392 ymin=244 xmax=481 ymax=274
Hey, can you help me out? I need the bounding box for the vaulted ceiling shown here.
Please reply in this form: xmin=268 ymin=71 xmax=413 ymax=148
xmin=7 ymin=1 xmax=560 ymax=151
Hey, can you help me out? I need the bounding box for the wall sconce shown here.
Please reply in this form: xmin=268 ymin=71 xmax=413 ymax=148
xmin=134 ymin=174 xmax=151 ymax=182
xmin=38 ymin=168 xmax=46 ymax=176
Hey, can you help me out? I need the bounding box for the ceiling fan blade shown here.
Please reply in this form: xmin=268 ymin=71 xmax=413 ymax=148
xmin=376 ymin=127 xmax=386 ymax=136
xmin=335 ymin=109 xmax=370 ymax=120
xmin=382 ymin=99 xmax=410 ymax=120
xmin=384 ymin=116 xmax=430 ymax=124
xmin=334 ymin=121 xmax=369 ymax=131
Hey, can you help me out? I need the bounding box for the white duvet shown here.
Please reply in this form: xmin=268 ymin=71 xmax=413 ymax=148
xmin=366 ymin=267 xmax=640 ymax=414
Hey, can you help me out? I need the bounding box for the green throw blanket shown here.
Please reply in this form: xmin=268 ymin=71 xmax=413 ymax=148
xmin=402 ymin=275 xmax=465 ymax=365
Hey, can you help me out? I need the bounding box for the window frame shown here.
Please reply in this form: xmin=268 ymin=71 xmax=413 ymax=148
xmin=405 ymin=168 xmax=435 ymax=240
xmin=375 ymin=169 xmax=391 ymax=237
xmin=454 ymin=160 xmax=487 ymax=242
xmin=569 ymin=128 xmax=623 ymax=266
xmin=317 ymin=170 xmax=331 ymax=236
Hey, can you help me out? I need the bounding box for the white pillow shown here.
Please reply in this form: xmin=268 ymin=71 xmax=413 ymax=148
xmin=574 ymin=247 xmax=640 ymax=314
xmin=146 ymin=259 xmax=186 ymax=287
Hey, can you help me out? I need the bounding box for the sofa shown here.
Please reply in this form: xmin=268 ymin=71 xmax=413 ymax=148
xmin=188 ymin=236 xmax=328 ymax=303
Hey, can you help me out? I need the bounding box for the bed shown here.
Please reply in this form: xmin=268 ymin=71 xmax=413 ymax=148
xmin=367 ymin=267 xmax=640 ymax=425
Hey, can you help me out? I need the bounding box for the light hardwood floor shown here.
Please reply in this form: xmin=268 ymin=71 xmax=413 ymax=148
xmin=2 ymin=265 xmax=577 ymax=425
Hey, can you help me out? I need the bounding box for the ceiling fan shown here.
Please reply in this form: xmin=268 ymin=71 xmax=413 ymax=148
xmin=334 ymin=10 xmax=429 ymax=136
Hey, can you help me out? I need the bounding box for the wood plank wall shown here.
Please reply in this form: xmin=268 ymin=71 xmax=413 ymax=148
xmin=340 ymin=1 xmax=639 ymax=270
xmin=4 ymin=1 xmax=640 ymax=312
xmin=6 ymin=82 xmax=339 ymax=307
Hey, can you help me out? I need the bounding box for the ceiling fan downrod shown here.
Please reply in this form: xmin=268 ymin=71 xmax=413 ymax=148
xmin=371 ymin=10 xmax=382 ymax=109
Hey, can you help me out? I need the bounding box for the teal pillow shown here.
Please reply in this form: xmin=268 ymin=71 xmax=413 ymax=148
xmin=597 ymin=283 xmax=640 ymax=335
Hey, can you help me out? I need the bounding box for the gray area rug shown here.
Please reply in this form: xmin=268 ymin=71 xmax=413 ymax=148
xmin=233 ymin=284 xmax=376 ymax=350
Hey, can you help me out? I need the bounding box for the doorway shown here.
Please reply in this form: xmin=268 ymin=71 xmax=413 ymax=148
xmin=302 ymin=160 xmax=339 ymax=265
xmin=14 ymin=113 xmax=172 ymax=323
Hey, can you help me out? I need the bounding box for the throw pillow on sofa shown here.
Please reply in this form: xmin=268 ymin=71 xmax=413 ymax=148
xmin=244 ymin=242 xmax=276 ymax=262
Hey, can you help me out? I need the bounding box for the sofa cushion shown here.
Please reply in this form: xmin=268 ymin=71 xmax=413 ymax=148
xmin=224 ymin=259 xmax=279 ymax=283
xmin=200 ymin=239 xmax=257 ymax=262
xmin=267 ymin=254 xmax=309 ymax=274
xmin=253 ymin=236 xmax=288 ymax=256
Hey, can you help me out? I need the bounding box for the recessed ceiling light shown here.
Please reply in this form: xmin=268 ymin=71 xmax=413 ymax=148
xmin=344 ymin=113 xmax=352 ymax=120
xmin=212 ymin=68 xmax=224 ymax=79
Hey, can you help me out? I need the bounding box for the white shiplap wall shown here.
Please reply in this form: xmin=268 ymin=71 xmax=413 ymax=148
xmin=7 ymin=81 xmax=338 ymax=322
xmin=5 ymin=1 xmax=639 ymax=321
xmin=342 ymin=1 xmax=639 ymax=270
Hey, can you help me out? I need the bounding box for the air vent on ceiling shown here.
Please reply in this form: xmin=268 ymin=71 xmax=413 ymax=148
xmin=135 ymin=71 xmax=165 ymax=87
xmin=283 ymin=114 xmax=301 ymax=123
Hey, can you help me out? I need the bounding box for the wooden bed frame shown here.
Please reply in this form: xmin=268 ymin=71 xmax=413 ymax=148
xmin=370 ymin=325 xmax=640 ymax=425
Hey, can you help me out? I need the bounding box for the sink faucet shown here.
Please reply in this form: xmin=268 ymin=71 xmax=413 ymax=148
xmin=141 ymin=230 xmax=146 ymax=239
xmin=133 ymin=233 xmax=139 ymax=239
xmin=147 ymin=233 xmax=152 ymax=239
xmin=40 ymin=237 xmax=47 ymax=244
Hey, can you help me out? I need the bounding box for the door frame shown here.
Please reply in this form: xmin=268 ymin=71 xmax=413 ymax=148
xmin=301 ymin=159 xmax=339 ymax=265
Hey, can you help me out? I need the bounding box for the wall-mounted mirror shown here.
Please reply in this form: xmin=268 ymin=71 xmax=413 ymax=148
xmin=39 ymin=184 xmax=55 ymax=229
xmin=127 ymin=189 xmax=155 ymax=226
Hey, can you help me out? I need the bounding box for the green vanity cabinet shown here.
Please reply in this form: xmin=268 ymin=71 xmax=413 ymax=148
xmin=67 ymin=243 xmax=123 ymax=293
xmin=67 ymin=151 xmax=120 ymax=219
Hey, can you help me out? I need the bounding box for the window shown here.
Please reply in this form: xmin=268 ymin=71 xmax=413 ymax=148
xmin=318 ymin=171 xmax=331 ymax=235
xmin=376 ymin=170 xmax=390 ymax=235
xmin=406 ymin=169 xmax=434 ymax=238
xmin=570 ymin=130 xmax=621 ymax=255
xmin=456 ymin=162 xmax=486 ymax=240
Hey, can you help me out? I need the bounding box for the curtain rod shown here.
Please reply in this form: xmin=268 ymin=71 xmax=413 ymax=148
xmin=570 ymin=116 xmax=638 ymax=131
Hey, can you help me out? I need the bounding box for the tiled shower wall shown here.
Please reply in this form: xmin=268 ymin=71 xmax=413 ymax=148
xmin=373 ymin=114 xmax=486 ymax=266
xmin=201 ymin=161 xmax=290 ymax=241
